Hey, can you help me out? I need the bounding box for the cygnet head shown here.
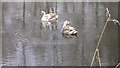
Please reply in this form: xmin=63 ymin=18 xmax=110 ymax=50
xmin=64 ymin=20 xmax=70 ymax=25
xmin=41 ymin=11 xmax=46 ymax=14
xmin=63 ymin=20 xmax=70 ymax=27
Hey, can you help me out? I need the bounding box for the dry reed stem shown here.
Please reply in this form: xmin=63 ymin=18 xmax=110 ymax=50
xmin=115 ymin=63 xmax=120 ymax=68
xmin=90 ymin=8 xmax=119 ymax=68
xmin=90 ymin=49 xmax=98 ymax=68
xmin=118 ymin=22 xmax=120 ymax=26
xmin=97 ymin=49 xmax=101 ymax=68
xmin=90 ymin=18 xmax=108 ymax=68
xmin=96 ymin=20 xmax=109 ymax=49
xmin=109 ymin=19 xmax=120 ymax=26
xmin=106 ymin=8 xmax=120 ymax=26
xmin=90 ymin=49 xmax=101 ymax=68
xmin=91 ymin=14 xmax=109 ymax=68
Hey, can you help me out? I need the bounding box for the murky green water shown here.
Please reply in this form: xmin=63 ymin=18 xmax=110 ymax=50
xmin=2 ymin=2 xmax=118 ymax=66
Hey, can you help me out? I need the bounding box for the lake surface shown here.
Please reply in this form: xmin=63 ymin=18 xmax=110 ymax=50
xmin=2 ymin=2 xmax=118 ymax=66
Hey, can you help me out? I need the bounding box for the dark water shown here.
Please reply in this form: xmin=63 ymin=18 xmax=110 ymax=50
xmin=2 ymin=2 xmax=118 ymax=66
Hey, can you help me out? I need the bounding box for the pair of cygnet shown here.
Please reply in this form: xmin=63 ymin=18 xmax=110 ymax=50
xmin=41 ymin=11 xmax=77 ymax=35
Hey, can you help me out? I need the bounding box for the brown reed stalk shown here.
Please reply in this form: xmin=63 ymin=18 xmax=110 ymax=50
xmin=90 ymin=49 xmax=98 ymax=68
xmin=90 ymin=8 xmax=119 ymax=68
xmin=115 ymin=63 xmax=120 ymax=68
xmin=97 ymin=49 xmax=101 ymax=68
xmin=90 ymin=13 xmax=109 ymax=68
xmin=90 ymin=49 xmax=102 ymax=68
